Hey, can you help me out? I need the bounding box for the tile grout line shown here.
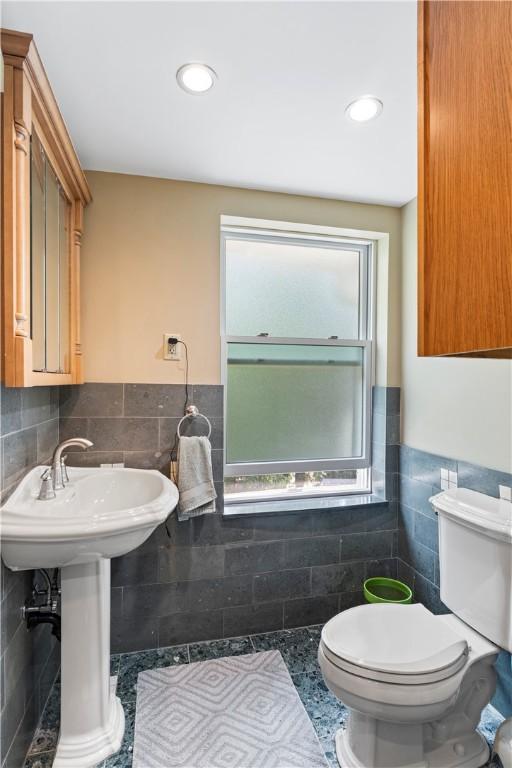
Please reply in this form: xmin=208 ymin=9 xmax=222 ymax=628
xmin=1 ymin=414 xmax=60 ymax=440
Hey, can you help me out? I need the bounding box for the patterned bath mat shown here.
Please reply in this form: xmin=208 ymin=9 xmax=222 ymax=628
xmin=133 ymin=650 xmax=329 ymax=768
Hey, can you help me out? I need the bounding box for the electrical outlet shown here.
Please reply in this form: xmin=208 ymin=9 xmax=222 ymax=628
xmin=448 ymin=471 xmax=458 ymax=488
xmin=164 ymin=333 xmax=181 ymax=361
xmin=499 ymin=485 xmax=512 ymax=502
xmin=440 ymin=468 xmax=458 ymax=490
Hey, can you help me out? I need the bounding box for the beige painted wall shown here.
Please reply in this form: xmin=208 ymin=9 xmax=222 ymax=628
xmin=81 ymin=172 xmax=401 ymax=385
xmin=401 ymin=198 xmax=512 ymax=473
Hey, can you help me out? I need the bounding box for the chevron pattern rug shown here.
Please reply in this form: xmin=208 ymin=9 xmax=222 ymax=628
xmin=133 ymin=650 xmax=329 ymax=768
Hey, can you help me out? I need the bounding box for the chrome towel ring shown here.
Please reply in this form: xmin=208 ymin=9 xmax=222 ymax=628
xmin=176 ymin=405 xmax=212 ymax=439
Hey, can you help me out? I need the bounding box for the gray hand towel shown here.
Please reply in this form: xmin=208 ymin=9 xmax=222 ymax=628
xmin=177 ymin=436 xmax=217 ymax=521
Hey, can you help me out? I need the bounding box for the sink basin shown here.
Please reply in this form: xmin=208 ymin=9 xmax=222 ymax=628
xmin=0 ymin=465 xmax=178 ymax=768
xmin=1 ymin=465 xmax=178 ymax=569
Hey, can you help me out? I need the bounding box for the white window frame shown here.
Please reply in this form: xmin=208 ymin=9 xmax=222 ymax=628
xmin=220 ymin=224 xmax=375 ymax=486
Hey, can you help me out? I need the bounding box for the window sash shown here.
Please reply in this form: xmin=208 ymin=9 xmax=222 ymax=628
xmin=225 ymin=468 xmax=371 ymax=504
xmin=223 ymin=336 xmax=372 ymax=477
xmin=221 ymin=230 xmax=371 ymax=341
xmin=221 ymin=228 xmax=375 ymax=491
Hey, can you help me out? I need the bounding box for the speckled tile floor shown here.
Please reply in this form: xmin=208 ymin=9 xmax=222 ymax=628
xmin=24 ymin=625 xmax=504 ymax=768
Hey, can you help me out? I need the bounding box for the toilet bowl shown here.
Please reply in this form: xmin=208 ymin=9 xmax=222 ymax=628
xmin=318 ymin=487 xmax=512 ymax=768
xmin=319 ymin=603 xmax=499 ymax=768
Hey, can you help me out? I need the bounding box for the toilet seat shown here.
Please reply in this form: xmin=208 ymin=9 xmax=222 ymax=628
xmin=321 ymin=640 xmax=469 ymax=685
xmin=321 ymin=603 xmax=469 ymax=685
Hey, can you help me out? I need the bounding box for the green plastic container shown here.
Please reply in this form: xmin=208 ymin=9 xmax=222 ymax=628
xmin=364 ymin=577 xmax=412 ymax=605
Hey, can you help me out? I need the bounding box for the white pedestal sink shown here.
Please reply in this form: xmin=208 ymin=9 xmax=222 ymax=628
xmin=0 ymin=466 xmax=179 ymax=768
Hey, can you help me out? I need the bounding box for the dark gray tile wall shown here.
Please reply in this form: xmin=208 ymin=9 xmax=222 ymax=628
xmin=0 ymin=385 xmax=61 ymax=768
xmin=398 ymin=444 xmax=512 ymax=717
xmin=59 ymin=383 xmax=223 ymax=493
xmin=1 ymin=386 xmax=59 ymax=498
xmin=111 ymin=501 xmax=397 ymax=652
xmin=372 ymin=386 xmax=400 ymax=503
xmin=60 ymin=385 xmax=399 ymax=654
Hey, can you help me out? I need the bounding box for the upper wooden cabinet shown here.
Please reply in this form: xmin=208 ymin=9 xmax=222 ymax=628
xmin=1 ymin=29 xmax=91 ymax=386
xmin=418 ymin=1 xmax=512 ymax=358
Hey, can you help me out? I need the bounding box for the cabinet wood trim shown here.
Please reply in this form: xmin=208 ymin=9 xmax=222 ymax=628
xmin=2 ymin=28 xmax=91 ymax=204
xmin=1 ymin=28 xmax=91 ymax=386
xmin=2 ymin=65 xmax=19 ymax=385
xmin=71 ymin=202 xmax=84 ymax=382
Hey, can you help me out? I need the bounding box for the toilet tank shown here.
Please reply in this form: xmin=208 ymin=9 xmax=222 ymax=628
xmin=431 ymin=488 xmax=512 ymax=652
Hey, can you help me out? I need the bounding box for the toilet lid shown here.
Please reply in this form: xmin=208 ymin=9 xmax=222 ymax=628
xmin=322 ymin=603 xmax=468 ymax=677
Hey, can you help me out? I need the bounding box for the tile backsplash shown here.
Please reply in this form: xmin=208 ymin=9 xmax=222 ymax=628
xmin=371 ymin=386 xmax=400 ymax=503
xmin=59 ymin=383 xmax=223 ymax=497
xmin=1 ymin=385 xmax=59 ymax=499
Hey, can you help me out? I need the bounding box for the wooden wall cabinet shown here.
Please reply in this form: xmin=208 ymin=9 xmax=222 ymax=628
xmin=1 ymin=29 xmax=92 ymax=386
xmin=418 ymin=1 xmax=512 ymax=358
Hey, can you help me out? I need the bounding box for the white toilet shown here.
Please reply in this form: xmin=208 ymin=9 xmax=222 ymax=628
xmin=319 ymin=487 xmax=512 ymax=768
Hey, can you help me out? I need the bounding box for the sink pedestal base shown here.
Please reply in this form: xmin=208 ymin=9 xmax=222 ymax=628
xmin=54 ymin=560 xmax=125 ymax=768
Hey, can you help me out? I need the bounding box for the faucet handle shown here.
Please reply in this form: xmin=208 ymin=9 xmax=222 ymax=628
xmin=60 ymin=455 xmax=70 ymax=485
xmin=38 ymin=468 xmax=56 ymax=501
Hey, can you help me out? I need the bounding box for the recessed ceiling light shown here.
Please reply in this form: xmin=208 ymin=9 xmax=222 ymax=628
xmin=345 ymin=96 xmax=383 ymax=122
xmin=176 ymin=63 xmax=217 ymax=94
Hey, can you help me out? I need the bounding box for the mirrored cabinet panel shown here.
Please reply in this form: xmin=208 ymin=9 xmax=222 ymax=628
xmin=30 ymin=132 xmax=46 ymax=372
xmin=59 ymin=186 xmax=71 ymax=374
xmin=30 ymin=133 xmax=72 ymax=374
xmin=1 ymin=28 xmax=91 ymax=386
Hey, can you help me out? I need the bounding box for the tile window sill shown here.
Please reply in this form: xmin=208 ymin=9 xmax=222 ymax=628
xmin=223 ymin=493 xmax=387 ymax=518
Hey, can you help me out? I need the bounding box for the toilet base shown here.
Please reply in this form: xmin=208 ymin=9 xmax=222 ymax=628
xmin=335 ymin=728 xmax=429 ymax=768
xmin=335 ymin=726 xmax=490 ymax=768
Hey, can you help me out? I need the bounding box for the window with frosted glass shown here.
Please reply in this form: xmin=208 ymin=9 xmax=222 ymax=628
xmin=222 ymin=228 xmax=372 ymax=496
xmin=227 ymin=343 xmax=364 ymax=464
xmin=225 ymin=238 xmax=362 ymax=339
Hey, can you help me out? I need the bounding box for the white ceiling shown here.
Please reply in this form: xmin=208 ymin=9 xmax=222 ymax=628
xmin=2 ymin=1 xmax=417 ymax=206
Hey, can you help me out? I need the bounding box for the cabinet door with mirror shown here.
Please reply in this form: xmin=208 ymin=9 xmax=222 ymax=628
xmin=31 ymin=132 xmax=72 ymax=374
xmin=1 ymin=29 xmax=91 ymax=387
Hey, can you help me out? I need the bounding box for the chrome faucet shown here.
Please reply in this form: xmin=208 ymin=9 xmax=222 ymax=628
xmin=51 ymin=438 xmax=93 ymax=490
